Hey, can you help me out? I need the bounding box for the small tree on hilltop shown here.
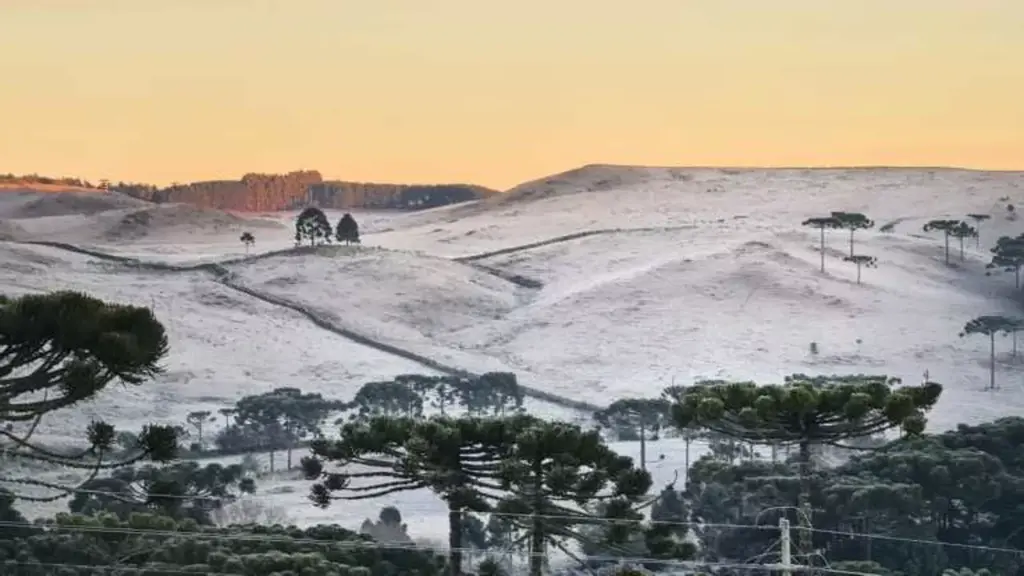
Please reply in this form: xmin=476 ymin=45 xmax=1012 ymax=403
xmin=832 ymin=212 xmax=874 ymax=257
xmin=843 ymin=254 xmax=877 ymax=284
xmin=802 ymin=215 xmax=843 ymax=272
xmin=671 ymin=374 xmax=941 ymax=561
xmin=239 ymin=231 xmax=255 ymax=254
xmin=335 ymin=213 xmax=360 ymax=245
xmin=295 ymin=207 xmax=332 ymax=247
xmin=987 ymin=235 xmax=1024 ymax=289
xmin=949 ymin=221 xmax=978 ymax=261
xmin=594 ymin=398 xmax=671 ymax=471
xmin=0 ymin=291 xmax=179 ymax=500
xmin=923 ymin=219 xmax=963 ymax=265
xmin=960 ymin=315 xmax=1020 ymax=391
xmin=967 ymin=213 xmax=991 ymax=248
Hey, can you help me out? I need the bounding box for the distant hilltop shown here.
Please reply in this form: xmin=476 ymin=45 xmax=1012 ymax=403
xmin=0 ymin=171 xmax=499 ymax=212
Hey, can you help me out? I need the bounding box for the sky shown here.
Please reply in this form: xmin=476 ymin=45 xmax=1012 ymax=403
xmin=0 ymin=0 xmax=1021 ymax=190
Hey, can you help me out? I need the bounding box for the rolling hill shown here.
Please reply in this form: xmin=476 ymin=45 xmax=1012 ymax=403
xmin=3 ymin=164 xmax=1024 ymax=532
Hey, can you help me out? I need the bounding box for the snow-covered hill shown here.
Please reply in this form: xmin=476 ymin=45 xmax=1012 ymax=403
xmin=4 ymin=164 xmax=1024 ymax=534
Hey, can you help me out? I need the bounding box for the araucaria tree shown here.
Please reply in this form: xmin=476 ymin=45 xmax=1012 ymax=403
xmin=0 ymin=291 xmax=179 ymax=499
xmin=335 ymin=212 xmax=360 ymax=245
xmin=802 ymin=215 xmax=843 ymax=272
xmin=967 ymin=213 xmax=990 ymax=248
xmin=987 ymin=234 xmax=1024 ymax=289
xmin=239 ymin=231 xmax=255 ymax=253
xmin=923 ymin=219 xmax=964 ymax=265
xmin=493 ymin=418 xmax=656 ymax=576
xmin=843 ymin=254 xmax=877 ymax=284
xmin=70 ymin=461 xmax=255 ymax=524
xmin=234 ymin=387 xmax=337 ymax=470
xmin=949 ymin=221 xmax=978 ymax=261
xmin=304 ymin=415 xmax=517 ymax=575
xmin=960 ymin=316 xmax=1020 ymax=391
xmin=670 ymin=374 xmax=941 ymax=560
xmin=186 ymin=410 xmax=214 ymax=447
xmin=831 ymin=212 xmax=874 ymax=257
xmin=294 ymin=207 xmax=332 ymax=246
xmin=594 ymin=398 xmax=670 ymax=471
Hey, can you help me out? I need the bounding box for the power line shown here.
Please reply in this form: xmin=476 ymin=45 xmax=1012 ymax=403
xmin=9 ymin=483 xmax=1024 ymax=556
xmin=1 ymin=515 xmax=1021 ymax=557
xmin=0 ymin=557 xmax=886 ymax=576
xmin=793 ymin=525 xmax=1024 ymax=556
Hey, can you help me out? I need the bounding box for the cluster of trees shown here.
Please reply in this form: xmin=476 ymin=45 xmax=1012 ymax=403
xmin=0 ymin=173 xmax=99 ymax=188
xmin=203 ymin=373 xmax=524 ymax=473
xmin=960 ymin=315 xmax=1024 ymax=390
xmin=800 ymin=211 xmax=990 ymax=282
xmin=801 ymin=211 xmax=876 ymax=279
xmin=301 ymin=412 xmax=692 ymax=576
xmin=0 ymin=509 xmax=447 ymax=575
xmin=295 ymin=207 xmax=361 ymax=246
xmin=0 ymin=290 xmax=451 ymax=574
xmin=2 ymin=289 xmax=1019 ymax=575
xmin=675 ymin=408 xmax=1024 ymax=576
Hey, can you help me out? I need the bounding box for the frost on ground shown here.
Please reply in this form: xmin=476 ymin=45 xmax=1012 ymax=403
xmin=4 ymin=164 xmax=1024 ymax=533
xmin=0 ymin=241 xmax=442 ymax=446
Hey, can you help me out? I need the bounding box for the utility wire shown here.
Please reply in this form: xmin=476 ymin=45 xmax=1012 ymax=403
xmin=0 ymin=517 xmax=1021 ymax=557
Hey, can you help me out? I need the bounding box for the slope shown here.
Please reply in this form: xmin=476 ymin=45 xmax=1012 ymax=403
xmin=0 ymin=241 xmax=444 ymax=445
xmin=367 ymin=166 xmax=1024 ymax=257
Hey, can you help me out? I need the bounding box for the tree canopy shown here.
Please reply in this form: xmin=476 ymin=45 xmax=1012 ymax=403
xmin=295 ymin=207 xmax=332 ymax=246
xmin=336 ymin=212 xmax=361 ymax=245
xmin=831 ymin=211 xmax=874 ymax=257
xmin=0 ymin=291 xmax=179 ymax=500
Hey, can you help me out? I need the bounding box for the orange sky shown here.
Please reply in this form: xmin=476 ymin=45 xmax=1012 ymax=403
xmin=0 ymin=0 xmax=1021 ymax=190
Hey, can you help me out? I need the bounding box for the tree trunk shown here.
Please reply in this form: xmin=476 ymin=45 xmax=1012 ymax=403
xmin=849 ymin=229 xmax=855 ymax=257
xmin=797 ymin=440 xmax=814 ymax=564
xmin=269 ymin=449 xmax=275 ymax=473
xmin=990 ymin=332 xmax=996 ymax=391
xmin=639 ymin=421 xmax=647 ymax=472
xmin=287 ymin=445 xmax=293 ymax=470
xmin=771 ymin=444 xmax=778 ymax=464
xmin=529 ymin=458 xmax=546 ymax=576
xmin=448 ymin=503 xmax=464 ymax=576
xmin=684 ymin=437 xmax=691 ymax=482
xmin=819 ymin=226 xmax=826 ymax=272
xmin=959 ymin=236 xmax=966 ymax=261
xmin=856 ymin=263 xmax=862 ymax=284
xmin=1014 ymin=331 xmax=1018 ymax=359
xmin=944 ymin=233 xmax=950 ymax=264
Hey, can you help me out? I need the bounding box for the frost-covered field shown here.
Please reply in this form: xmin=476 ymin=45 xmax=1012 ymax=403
xmin=3 ymin=164 xmax=1024 ymax=536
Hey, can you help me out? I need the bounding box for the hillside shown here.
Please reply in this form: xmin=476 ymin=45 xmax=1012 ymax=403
xmin=6 ymin=163 xmax=1024 ymax=544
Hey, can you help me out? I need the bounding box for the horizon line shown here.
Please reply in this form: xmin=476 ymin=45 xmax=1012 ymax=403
xmin=3 ymin=162 xmax=1023 ymax=194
